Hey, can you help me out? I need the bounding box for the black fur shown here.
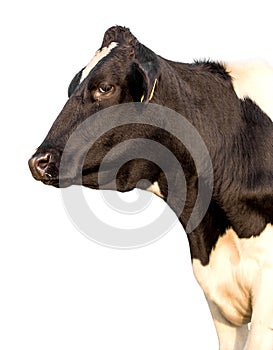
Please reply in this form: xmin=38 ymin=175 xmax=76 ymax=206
xmin=194 ymin=59 xmax=232 ymax=81
xmin=29 ymin=26 xmax=273 ymax=266
xmin=68 ymin=68 xmax=84 ymax=97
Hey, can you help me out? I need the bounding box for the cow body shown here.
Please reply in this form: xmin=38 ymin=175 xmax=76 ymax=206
xmin=29 ymin=26 xmax=273 ymax=349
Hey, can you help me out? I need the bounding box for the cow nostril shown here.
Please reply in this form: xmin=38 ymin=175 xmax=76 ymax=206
xmin=37 ymin=154 xmax=50 ymax=171
xmin=29 ymin=153 xmax=51 ymax=180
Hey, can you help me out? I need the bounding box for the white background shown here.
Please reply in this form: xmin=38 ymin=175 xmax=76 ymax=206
xmin=1 ymin=1 xmax=272 ymax=349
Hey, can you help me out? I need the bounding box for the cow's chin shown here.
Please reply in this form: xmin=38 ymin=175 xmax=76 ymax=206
xmin=40 ymin=176 xmax=86 ymax=189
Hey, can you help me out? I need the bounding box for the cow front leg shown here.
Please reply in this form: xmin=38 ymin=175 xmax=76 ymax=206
xmin=206 ymin=298 xmax=248 ymax=350
xmin=244 ymin=268 xmax=273 ymax=350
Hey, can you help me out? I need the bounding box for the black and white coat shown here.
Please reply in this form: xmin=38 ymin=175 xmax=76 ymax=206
xmin=29 ymin=26 xmax=273 ymax=350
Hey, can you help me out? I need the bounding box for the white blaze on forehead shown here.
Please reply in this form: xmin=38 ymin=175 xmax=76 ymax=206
xmin=80 ymin=42 xmax=118 ymax=83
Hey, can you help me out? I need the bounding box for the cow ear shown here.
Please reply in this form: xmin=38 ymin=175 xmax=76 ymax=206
xmin=132 ymin=45 xmax=160 ymax=103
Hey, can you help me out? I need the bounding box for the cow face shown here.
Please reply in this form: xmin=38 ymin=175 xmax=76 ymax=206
xmin=28 ymin=26 xmax=163 ymax=193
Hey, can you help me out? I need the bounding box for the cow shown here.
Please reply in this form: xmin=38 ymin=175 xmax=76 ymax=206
xmin=28 ymin=26 xmax=273 ymax=349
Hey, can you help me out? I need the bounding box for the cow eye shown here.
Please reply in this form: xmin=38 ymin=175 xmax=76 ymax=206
xmin=98 ymin=84 xmax=113 ymax=94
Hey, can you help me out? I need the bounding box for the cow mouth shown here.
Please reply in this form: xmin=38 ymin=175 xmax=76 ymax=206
xmin=40 ymin=177 xmax=73 ymax=188
xmin=29 ymin=151 xmax=122 ymax=189
xmin=40 ymin=170 xmax=114 ymax=189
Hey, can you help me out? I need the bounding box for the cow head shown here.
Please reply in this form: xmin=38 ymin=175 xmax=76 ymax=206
xmin=28 ymin=26 xmax=169 ymax=194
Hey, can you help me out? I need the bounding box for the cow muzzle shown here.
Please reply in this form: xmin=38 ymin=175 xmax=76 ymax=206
xmin=28 ymin=151 xmax=60 ymax=185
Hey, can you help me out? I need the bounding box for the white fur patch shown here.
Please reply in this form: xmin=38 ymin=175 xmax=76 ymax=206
xmin=192 ymin=224 xmax=273 ymax=327
xmin=226 ymin=61 xmax=273 ymax=120
xmin=80 ymin=42 xmax=118 ymax=83
xmin=146 ymin=181 xmax=164 ymax=198
xmin=206 ymin=297 xmax=249 ymax=349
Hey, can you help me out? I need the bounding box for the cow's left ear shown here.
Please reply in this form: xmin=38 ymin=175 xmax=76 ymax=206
xmin=132 ymin=44 xmax=160 ymax=103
